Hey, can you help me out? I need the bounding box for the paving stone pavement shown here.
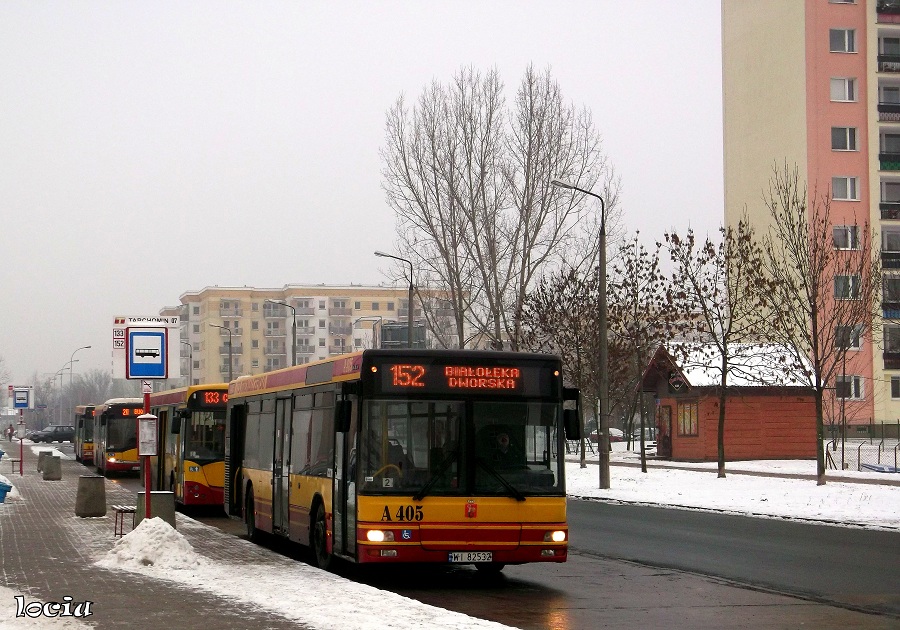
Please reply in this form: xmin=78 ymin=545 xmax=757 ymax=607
xmin=0 ymin=445 xmax=311 ymax=629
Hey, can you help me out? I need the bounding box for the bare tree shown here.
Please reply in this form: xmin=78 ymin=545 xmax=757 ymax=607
xmin=664 ymin=219 xmax=771 ymax=478
xmin=382 ymin=65 xmax=619 ymax=349
xmin=759 ymin=165 xmax=880 ymax=485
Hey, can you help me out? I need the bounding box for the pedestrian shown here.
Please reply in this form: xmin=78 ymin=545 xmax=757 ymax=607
xmin=5 ymin=423 xmax=14 ymax=442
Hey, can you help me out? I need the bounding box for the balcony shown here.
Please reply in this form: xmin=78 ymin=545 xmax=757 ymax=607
xmin=329 ymin=345 xmax=351 ymax=354
xmin=329 ymin=307 xmax=352 ymax=316
xmin=220 ymin=345 xmax=243 ymax=355
xmin=881 ymin=202 xmax=900 ymax=219
xmin=218 ymin=327 xmax=242 ymax=337
xmin=219 ymin=308 xmax=243 ymax=317
xmin=879 ymin=102 xmax=900 ymax=122
xmin=265 ymin=344 xmax=287 ymax=355
xmin=264 ymin=329 xmax=285 ymax=337
xmin=294 ymin=307 xmax=316 ymax=315
xmin=296 ymin=326 xmax=316 ymax=335
xmin=297 ymin=345 xmax=316 ymax=355
xmin=878 ymin=1 xmax=900 ymax=23
xmin=883 ymin=251 xmax=900 ymax=268
xmin=879 ymin=54 xmax=900 ymax=73
xmin=881 ymin=152 xmax=900 ymax=170
xmin=329 ymin=325 xmax=352 ymax=336
xmin=263 ymin=306 xmax=286 ymax=318
xmin=885 ymin=351 xmax=900 ymax=369
xmin=220 ymin=364 xmax=244 ymax=375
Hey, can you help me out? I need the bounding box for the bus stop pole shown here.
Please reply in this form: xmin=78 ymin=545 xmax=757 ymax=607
xmin=18 ymin=412 xmax=24 ymax=476
xmin=142 ymin=391 xmax=151 ymax=520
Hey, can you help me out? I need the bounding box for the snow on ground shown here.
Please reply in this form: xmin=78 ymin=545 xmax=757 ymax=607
xmin=94 ymin=518 xmax=516 ymax=630
xmin=0 ymin=583 xmax=92 ymax=629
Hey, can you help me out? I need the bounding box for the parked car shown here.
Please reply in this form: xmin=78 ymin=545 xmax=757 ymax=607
xmin=588 ymin=428 xmax=626 ymax=443
xmin=30 ymin=425 xmax=75 ymax=443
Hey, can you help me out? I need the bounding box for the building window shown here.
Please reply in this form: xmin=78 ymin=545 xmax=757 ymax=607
xmin=884 ymin=229 xmax=900 ymax=252
xmin=252 ymin=339 xmax=259 ymax=349
xmin=192 ymin=360 xmax=200 ymax=369
xmin=372 ymin=302 xmax=380 ymax=310
xmin=318 ymin=338 xmax=326 ymax=347
xmin=883 ymin=181 xmax=900 ymax=203
xmin=832 ymin=177 xmax=859 ymax=200
xmin=193 ymin=306 xmax=200 ymax=315
xmin=836 ymin=375 xmax=863 ymax=400
xmin=885 ymin=325 xmax=900 ymax=352
xmin=387 ymin=302 xmax=394 ymax=311
xmin=831 ymin=127 xmax=857 ymax=151
xmin=355 ymin=301 xmax=361 ymax=310
xmin=833 ymin=225 xmax=859 ymax=250
xmin=829 ymin=29 xmax=856 ymax=53
xmin=193 ymin=324 xmax=200 ymax=333
xmin=885 ymin=274 xmax=900 ymax=302
xmin=252 ymin=359 xmax=259 ymax=368
xmin=835 ymin=324 xmax=862 ymax=350
xmin=677 ymin=402 xmax=698 ymax=436
xmin=252 ymin=303 xmax=259 ymax=312
xmin=892 ymin=377 xmax=900 ymax=399
xmin=834 ymin=275 xmax=860 ymax=299
xmin=830 ymin=77 xmax=857 ymax=102
xmin=319 ymin=301 xmax=326 ymax=310
xmin=354 ymin=338 xmax=362 ymax=347
xmin=829 ymin=0 xmax=855 ymax=4
xmin=319 ymin=319 xmax=326 ymax=328
xmin=252 ymin=321 xmax=259 ymax=330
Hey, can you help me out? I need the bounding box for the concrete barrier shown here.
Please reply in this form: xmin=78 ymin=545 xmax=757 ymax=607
xmin=42 ymin=455 xmax=62 ymax=481
xmin=37 ymin=451 xmax=50 ymax=472
xmin=75 ymin=475 xmax=107 ymax=517
xmin=135 ymin=491 xmax=176 ymax=529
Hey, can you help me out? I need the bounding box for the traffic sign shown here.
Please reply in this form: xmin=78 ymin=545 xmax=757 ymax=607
xmin=126 ymin=328 xmax=167 ymax=378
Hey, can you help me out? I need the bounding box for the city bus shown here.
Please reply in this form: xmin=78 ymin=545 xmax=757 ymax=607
xmin=147 ymin=384 xmax=229 ymax=507
xmin=73 ymin=404 xmax=95 ymax=464
xmin=93 ymin=398 xmax=144 ymax=476
xmin=225 ymin=349 xmax=581 ymax=572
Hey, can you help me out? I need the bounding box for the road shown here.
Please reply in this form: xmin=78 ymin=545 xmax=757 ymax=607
xmin=80 ymin=449 xmax=898 ymax=628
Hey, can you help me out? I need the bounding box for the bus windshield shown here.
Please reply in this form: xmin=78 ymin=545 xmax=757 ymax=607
xmin=185 ymin=410 xmax=226 ymax=462
xmin=359 ymin=399 xmax=562 ymax=497
xmin=107 ymin=417 xmax=137 ymax=451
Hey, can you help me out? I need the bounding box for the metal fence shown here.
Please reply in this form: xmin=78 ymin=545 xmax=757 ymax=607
xmin=825 ymin=438 xmax=900 ymax=472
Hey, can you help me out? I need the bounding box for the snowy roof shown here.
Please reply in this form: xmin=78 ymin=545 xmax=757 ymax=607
xmin=657 ymin=343 xmax=811 ymax=389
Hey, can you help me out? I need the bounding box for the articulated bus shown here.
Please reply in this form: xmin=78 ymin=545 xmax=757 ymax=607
xmin=73 ymin=404 xmax=95 ymax=464
xmin=225 ymin=349 xmax=580 ymax=572
xmin=93 ymin=398 xmax=144 ymax=476
xmin=147 ymin=384 xmax=229 ymax=507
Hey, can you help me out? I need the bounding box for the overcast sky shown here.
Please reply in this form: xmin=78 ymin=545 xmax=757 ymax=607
xmin=0 ymin=1 xmax=723 ymax=385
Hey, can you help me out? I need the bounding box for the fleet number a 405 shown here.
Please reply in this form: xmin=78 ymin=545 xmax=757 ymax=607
xmin=381 ymin=505 xmax=424 ymax=522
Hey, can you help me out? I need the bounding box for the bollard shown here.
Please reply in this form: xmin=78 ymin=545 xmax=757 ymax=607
xmin=42 ymin=455 xmax=62 ymax=481
xmin=37 ymin=451 xmax=50 ymax=473
xmin=75 ymin=475 xmax=107 ymax=517
xmin=135 ymin=491 xmax=176 ymax=529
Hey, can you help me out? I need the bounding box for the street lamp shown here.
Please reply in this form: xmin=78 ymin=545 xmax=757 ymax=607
xmin=550 ymin=178 xmax=610 ymax=490
xmin=266 ymin=299 xmax=297 ymax=366
xmin=56 ymin=361 xmax=77 ymax=424
xmin=181 ymin=341 xmax=193 ymax=385
xmin=354 ymin=316 xmax=383 ymax=349
xmin=375 ymin=251 xmax=415 ymax=349
xmin=69 ymin=345 xmax=91 ymax=422
xmin=209 ymin=324 xmax=233 ymax=382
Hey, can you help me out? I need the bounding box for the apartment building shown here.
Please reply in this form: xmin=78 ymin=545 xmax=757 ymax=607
xmin=722 ymin=0 xmax=900 ymax=428
xmin=162 ymin=284 xmax=427 ymax=385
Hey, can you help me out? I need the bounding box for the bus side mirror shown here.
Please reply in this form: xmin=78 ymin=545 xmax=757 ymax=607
xmin=563 ymin=409 xmax=581 ymax=440
xmin=100 ymin=413 xmax=107 ymax=427
xmin=171 ymin=415 xmax=183 ymax=434
xmin=334 ymin=400 xmax=352 ymax=433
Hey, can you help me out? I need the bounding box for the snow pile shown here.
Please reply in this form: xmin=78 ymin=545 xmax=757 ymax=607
xmin=96 ymin=517 xmax=205 ymax=570
xmin=0 ymin=473 xmax=22 ymax=502
xmin=30 ymin=445 xmax=72 ymax=460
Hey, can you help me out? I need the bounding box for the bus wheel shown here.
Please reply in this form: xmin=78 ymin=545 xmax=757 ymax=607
xmin=245 ymin=487 xmax=258 ymax=541
xmin=311 ymin=503 xmax=332 ymax=571
xmin=475 ymin=563 xmax=506 ymax=574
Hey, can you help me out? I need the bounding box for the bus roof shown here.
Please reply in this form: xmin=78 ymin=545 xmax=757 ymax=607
xmin=93 ymin=398 xmax=143 ymax=412
xmin=228 ymin=349 xmax=562 ymax=399
xmin=74 ymin=404 xmax=95 ymax=414
xmin=149 ymin=383 xmax=228 ymax=407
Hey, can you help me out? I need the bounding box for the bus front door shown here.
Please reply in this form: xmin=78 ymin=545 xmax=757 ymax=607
xmin=272 ymin=398 xmax=291 ymax=534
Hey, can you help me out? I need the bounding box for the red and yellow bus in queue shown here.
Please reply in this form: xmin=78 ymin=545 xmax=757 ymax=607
xmin=225 ymin=349 xmax=581 ymax=572
xmin=93 ymin=398 xmax=145 ymax=475
xmin=73 ymin=404 xmax=95 ymax=464
xmin=147 ymin=384 xmax=229 ymax=507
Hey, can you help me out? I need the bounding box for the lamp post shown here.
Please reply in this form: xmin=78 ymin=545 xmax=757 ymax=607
xmin=69 ymin=345 xmax=91 ymax=422
xmin=56 ymin=361 xmax=77 ymax=424
xmin=266 ymin=299 xmax=297 ymax=366
xmin=209 ymin=324 xmax=233 ymax=382
xmin=375 ymin=251 xmax=415 ymax=348
xmin=550 ymin=178 xmax=610 ymax=489
xmin=181 ymin=341 xmax=193 ymax=385
xmin=354 ymin=316 xmax=383 ymax=349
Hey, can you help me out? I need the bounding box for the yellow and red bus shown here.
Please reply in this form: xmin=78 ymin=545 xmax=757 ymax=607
xmin=225 ymin=349 xmax=580 ymax=572
xmin=73 ymin=404 xmax=95 ymax=464
xmin=93 ymin=398 xmax=144 ymax=475
xmin=148 ymin=384 xmax=229 ymax=507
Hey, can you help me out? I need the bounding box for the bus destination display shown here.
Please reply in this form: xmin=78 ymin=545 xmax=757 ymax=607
xmin=189 ymin=389 xmax=229 ymax=409
xmin=382 ymin=363 xmax=527 ymax=393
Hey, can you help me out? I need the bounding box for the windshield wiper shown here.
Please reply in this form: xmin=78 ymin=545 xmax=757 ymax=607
xmin=412 ymin=451 xmax=457 ymax=502
xmin=476 ymin=457 xmax=526 ymax=502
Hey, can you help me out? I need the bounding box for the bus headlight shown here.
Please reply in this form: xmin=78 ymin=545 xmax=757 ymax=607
xmin=544 ymin=530 xmax=566 ymax=543
xmin=366 ymin=530 xmax=395 ymax=542
xmin=107 ymin=456 xmax=117 ymax=463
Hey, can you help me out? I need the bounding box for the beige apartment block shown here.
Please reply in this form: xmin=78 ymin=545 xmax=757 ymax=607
xmin=722 ymin=0 xmax=900 ymax=431
xmin=160 ymin=284 xmax=428 ymax=386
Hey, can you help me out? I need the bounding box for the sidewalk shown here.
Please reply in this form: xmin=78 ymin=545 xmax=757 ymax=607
xmin=0 ymin=445 xmax=310 ymax=629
